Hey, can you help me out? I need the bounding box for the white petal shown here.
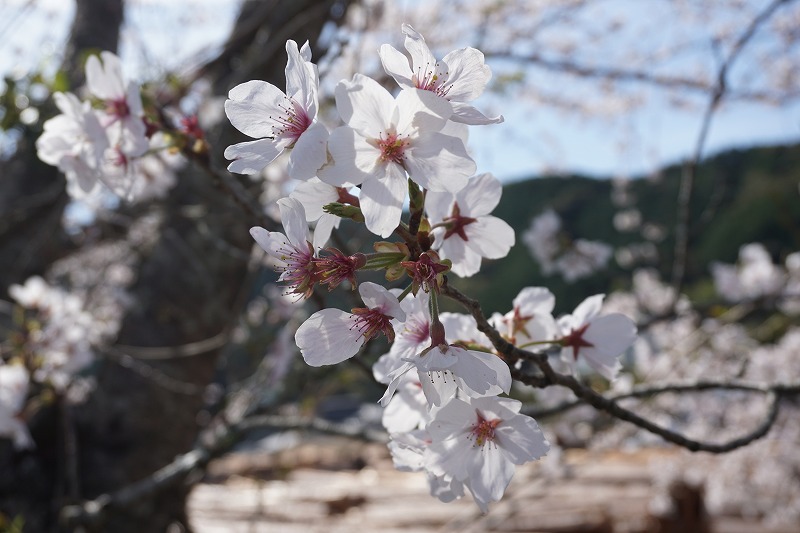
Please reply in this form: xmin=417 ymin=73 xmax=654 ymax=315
xmin=405 ymin=131 xmax=475 ymax=192
xmin=513 ymin=287 xmax=556 ymax=316
xmin=395 ymin=88 xmax=451 ymax=136
xmin=249 ymin=227 xmax=291 ymax=259
xmin=571 ymin=294 xmax=605 ymax=326
xmin=465 ymin=446 xmax=515 ymax=511
xmin=360 ymin=163 xmax=407 ymax=238
xmin=448 ymin=245 xmax=483 ymax=278
xmin=295 ymin=308 xmax=363 ymax=366
xmin=451 ymin=102 xmax=504 ymax=125
xmin=441 ymin=47 xmax=491 ymax=102
xmin=425 ymin=190 xmax=454 ymax=223
xmin=379 ymin=43 xmax=414 ymax=88
xmin=290 ymin=178 xmax=339 ymax=221
xmin=312 ymin=214 xmax=338 ymax=251
xmin=495 ymin=416 xmax=549 ymax=465
xmin=358 ymin=281 xmax=405 ymax=320
xmin=320 ymin=126 xmax=374 ymax=186
xmin=402 ymin=24 xmax=438 ymax=80
xmin=452 ymin=348 xmax=511 ymax=397
xmin=419 ymin=369 xmax=458 ymax=407
xmin=277 ymin=197 xmax=310 ymax=249
xmin=287 ymin=122 xmax=328 ymax=180
xmin=585 ymin=314 xmax=637 ymax=356
xmin=85 ymin=52 xmax=124 ymax=100
xmin=379 ymin=361 xmax=415 ymax=406
xmin=285 ymin=40 xmax=318 ymax=118
xmin=224 ymin=138 xmax=282 ymax=175
xmin=225 ymin=80 xmax=287 ymax=138
xmin=464 ymin=216 xmax=515 ymax=259
xmin=457 ymin=173 xmax=501 ymax=217
xmin=426 ymin=396 xmax=474 ymax=441
xmin=335 ymin=74 xmax=393 ymax=138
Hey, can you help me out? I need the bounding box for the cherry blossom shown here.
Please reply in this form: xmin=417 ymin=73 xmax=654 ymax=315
xmin=557 ymin=294 xmax=637 ymax=380
xmin=250 ymin=197 xmax=316 ymax=299
xmin=85 ymin=51 xmax=148 ymax=158
xmin=427 ymin=173 xmax=515 ymax=277
xmin=8 ymin=277 xmax=98 ymax=389
xmin=493 ymin=286 xmax=558 ymax=348
xmin=380 ymin=342 xmax=511 ymax=407
xmin=712 ymin=243 xmax=786 ymax=302
xmin=289 ymin=178 xmax=343 ymax=250
xmin=387 ymin=429 xmax=466 ymax=503
xmin=36 ymin=92 xmax=108 ymax=193
xmin=320 ymin=73 xmax=475 ymax=237
xmin=425 ymin=396 xmax=549 ymax=513
xmin=0 ymin=364 xmax=33 ymax=449
xmin=295 ymin=282 xmax=405 ymax=366
xmin=380 ymin=24 xmax=503 ymax=125
xmin=224 ymin=40 xmax=328 ymax=179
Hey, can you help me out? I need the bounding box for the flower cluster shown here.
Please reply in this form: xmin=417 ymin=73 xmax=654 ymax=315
xmin=233 ymin=26 xmax=637 ymax=511
xmin=36 ymin=52 xmax=186 ymax=203
xmin=8 ymin=276 xmax=103 ymax=389
xmin=522 ymin=209 xmax=613 ymax=282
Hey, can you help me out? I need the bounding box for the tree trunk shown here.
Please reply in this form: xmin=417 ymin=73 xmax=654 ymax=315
xmin=0 ymin=0 xmax=351 ymax=532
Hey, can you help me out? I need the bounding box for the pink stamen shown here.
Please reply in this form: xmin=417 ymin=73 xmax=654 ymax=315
xmin=377 ymin=132 xmax=407 ymax=165
xmin=469 ymin=410 xmax=502 ymax=448
xmin=271 ymin=97 xmax=311 ymax=144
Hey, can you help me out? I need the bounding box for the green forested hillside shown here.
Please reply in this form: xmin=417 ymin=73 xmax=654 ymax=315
xmin=449 ymin=143 xmax=800 ymax=315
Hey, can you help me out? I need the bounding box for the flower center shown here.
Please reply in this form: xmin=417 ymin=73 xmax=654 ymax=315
xmin=442 ymin=202 xmax=478 ymax=241
xmin=413 ymin=62 xmax=452 ymax=98
xmin=275 ymin=239 xmax=316 ymax=299
xmin=350 ymin=307 xmax=395 ymax=343
xmin=107 ymin=97 xmax=130 ymax=119
xmin=562 ymin=323 xmax=594 ymax=360
xmin=405 ymin=317 xmax=430 ymax=344
xmin=469 ymin=410 xmax=502 ymax=448
xmin=109 ymin=146 xmax=129 ymax=169
xmin=272 ymin=98 xmax=312 ymax=144
xmin=377 ymin=133 xmax=407 ymax=165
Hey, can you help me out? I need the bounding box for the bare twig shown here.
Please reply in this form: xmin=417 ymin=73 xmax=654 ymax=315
xmin=441 ymin=281 xmax=791 ymax=453
xmin=670 ymin=0 xmax=792 ymax=297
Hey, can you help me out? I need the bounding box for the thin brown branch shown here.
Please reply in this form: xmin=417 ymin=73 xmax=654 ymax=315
xmin=670 ymin=0 xmax=793 ymax=297
xmin=441 ymin=281 xmax=787 ymax=453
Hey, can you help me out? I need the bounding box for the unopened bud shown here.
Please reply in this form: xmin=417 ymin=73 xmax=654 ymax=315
xmin=323 ymin=202 xmax=365 ymax=223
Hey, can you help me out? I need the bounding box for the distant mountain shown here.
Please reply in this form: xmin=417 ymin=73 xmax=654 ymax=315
xmin=448 ymin=143 xmax=800 ymax=315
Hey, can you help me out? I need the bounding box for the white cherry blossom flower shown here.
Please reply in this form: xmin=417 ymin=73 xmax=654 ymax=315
xmin=289 ymin=178 xmax=342 ymax=250
xmin=381 ymin=374 xmax=429 ymax=433
xmin=425 ymin=396 xmax=549 ymax=513
xmin=36 ymin=92 xmax=108 ymax=194
xmin=493 ymin=286 xmax=558 ymax=348
xmin=250 ymin=197 xmax=316 ymax=299
xmin=85 ymin=51 xmax=148 ymax=157
xmin=320 ymin=74 xmax=476 ymax=237
xmin=0 ymin=364 xmax=33 ymax=449
xmin=427 ymin=173 xmax=514 ymax=277
xmin=387 ymin=429 xmax=466 ymax=503
xmin=373 ymin=290 xmax=432 ymax=380
xmin=8 ymin=277 xmax=98 ymax=389
xmin=224 ymin=40 xmax=328 ymax=179
xmin=295 ymin=282 xmax=405 ymax=366
xmin=380 ymin=343 xmax=511 ymax=407
xmin=380 ymin=24 xmax=502 ymax=125
xmin=557 ymin=294 xmax=637 ymax=380
xmin=711 ymin=243 xmax=786 ymax=302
